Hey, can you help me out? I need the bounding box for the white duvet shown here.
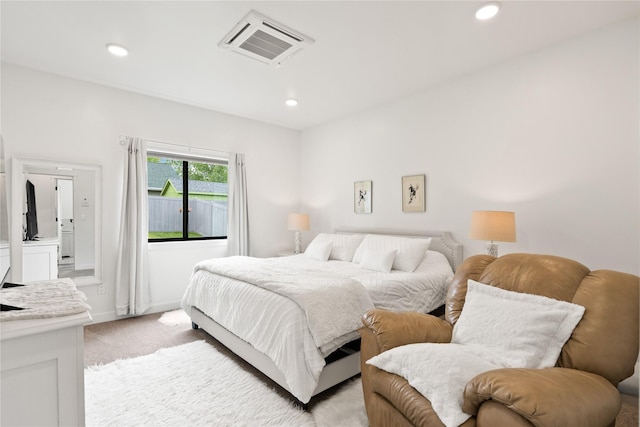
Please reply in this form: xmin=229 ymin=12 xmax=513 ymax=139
xmin=181 ymin=251 xmax=453 ymax=403
xmin=192 ymin=256 xmax=375 ymax=351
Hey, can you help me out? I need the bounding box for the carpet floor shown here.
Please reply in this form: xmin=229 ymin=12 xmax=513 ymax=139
xmin=84 ymin=309 xmax=638 ymax=426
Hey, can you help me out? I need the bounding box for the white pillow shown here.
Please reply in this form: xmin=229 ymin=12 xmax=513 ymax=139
xmin=359 ymin=248 xmax=397 ymax=273
xmin=451 ymin=279 xmax=585 ymax=369
xmin=304 ymin=240 xmax=332 ymax=261
xmin=414 ymin=250 xmax=454 ymax=273
xmin=352 ymin=235 xmax=431 ymax=272
xmin=307 ymin=233 xmax=364 ymax=262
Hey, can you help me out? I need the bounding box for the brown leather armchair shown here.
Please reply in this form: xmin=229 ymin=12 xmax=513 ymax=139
xmin=360 ymin=253 xmax=639 ymax=427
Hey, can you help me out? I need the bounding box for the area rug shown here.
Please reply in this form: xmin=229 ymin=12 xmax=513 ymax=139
xmin=157 ymin=308 xmax=191 ymax=326
xmin=85 ymin=340 xmax=367 ymax=427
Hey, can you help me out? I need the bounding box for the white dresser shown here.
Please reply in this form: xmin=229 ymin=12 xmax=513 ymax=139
xmin=1 ymin=280 xmax=91 ymax=426
xmin=23 ymin=238 xmax=59 ymax=281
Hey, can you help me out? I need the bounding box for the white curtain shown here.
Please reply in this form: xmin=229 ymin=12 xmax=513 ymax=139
xmin=115 ymin=137 xmax=151 ymax=315
xmin=227 ymin=153 xmax=250 ymax=256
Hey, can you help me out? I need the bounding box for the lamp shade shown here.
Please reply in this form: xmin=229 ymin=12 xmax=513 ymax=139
xmin=469 ymin=211 xmax=516 ymax=242
xmin=287 ymin=213 xmax=310 ymax=231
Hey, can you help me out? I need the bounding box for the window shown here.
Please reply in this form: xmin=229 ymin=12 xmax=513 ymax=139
xmin=147 ymin=154 xmax=228 ymax=241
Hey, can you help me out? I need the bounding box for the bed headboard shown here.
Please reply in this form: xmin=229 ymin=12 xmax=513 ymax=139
xmin=335 ymin=227 xmax=464 ymax=271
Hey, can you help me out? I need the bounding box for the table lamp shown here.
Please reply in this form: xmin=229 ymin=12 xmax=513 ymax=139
xmin=469 ymin=210 xmax=516 ymax=257
xmin=287 ymin=213 xmax=310 ymax=254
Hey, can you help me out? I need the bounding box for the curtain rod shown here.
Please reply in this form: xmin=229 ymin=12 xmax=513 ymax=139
xmin=118 ymin=136 xmax=182 ymax=148
xmin=118 ymin=135 xmax=229 ymax=158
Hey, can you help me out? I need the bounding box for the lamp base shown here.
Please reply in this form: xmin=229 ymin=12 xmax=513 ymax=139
xmin=294 ymin=231 xmax=302 ymax=254
xmin=485 ymin=242 xmax=499 ymax=257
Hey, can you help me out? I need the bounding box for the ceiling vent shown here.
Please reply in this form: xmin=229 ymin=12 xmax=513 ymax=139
xmin=218 ymin=10 xmax=315 ymax=67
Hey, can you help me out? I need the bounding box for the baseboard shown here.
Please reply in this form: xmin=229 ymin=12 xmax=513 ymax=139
xmin=88 ymin=301 xmax=182 ymax=324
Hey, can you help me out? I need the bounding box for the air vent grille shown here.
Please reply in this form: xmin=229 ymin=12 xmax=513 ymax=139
xmin=239 ymin=30 xmax=293 ymax=60
xmin=219 ymin=10 xmax=314 ymax=67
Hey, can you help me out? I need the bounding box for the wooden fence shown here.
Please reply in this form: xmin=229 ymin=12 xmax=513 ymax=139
xmin=148 ymin=195 xmax=227 ymax=237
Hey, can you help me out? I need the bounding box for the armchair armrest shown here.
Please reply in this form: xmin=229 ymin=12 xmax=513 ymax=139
xmin=463 ymin=367 xmax=621 ymax=427
xmin=360 ymin=309 xmax=452 ymax=353
xmin=359 ymin=309 xmax=454 ymax=423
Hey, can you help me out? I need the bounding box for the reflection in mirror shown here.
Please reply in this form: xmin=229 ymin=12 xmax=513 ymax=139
xmin=11 ymin=158 xmax=102 ymax=285
xmin=24 ymin=168 xmax=94 ymax=279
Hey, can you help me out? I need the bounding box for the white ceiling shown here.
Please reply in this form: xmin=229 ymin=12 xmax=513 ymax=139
xmin=2 ymin=1 xmax=638 ymax=130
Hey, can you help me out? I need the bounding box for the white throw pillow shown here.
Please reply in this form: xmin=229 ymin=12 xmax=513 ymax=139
xmin=352 ymin=235 xmax=431 ymax=272
xmin=359 ymin=248 xmax=397 ymax=273
xmin=451 ymin=279 xmax=585 ymax=369
xmin=304 ymin=240 xmax=332 ymax=261
xmin=308 ymin=233 xmax=364 ymax=262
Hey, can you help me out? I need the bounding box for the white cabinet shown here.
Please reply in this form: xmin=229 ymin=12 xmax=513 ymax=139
xmin=23 ymin=238 xmax=58 ymax=281
xmin=1 ymin=310 xmax=91 ymax=426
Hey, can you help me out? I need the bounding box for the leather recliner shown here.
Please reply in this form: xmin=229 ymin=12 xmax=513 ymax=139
xmin=360 ymin=253 xmax=639 ymax=427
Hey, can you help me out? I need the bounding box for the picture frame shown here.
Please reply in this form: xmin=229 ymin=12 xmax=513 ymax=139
xmin=354 ymin=180 xmax=372 ymax=214
xmin=402 ymin=174 xmax=425 ymax=212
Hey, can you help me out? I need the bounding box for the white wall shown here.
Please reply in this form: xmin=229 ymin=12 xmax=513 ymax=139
xmin=300 ymin=18 xmax=639 ymax=276
xmin=2 ymin=64 xmax=301 ymax=321
xmin=2 ymin=18 xmax=638 ymax=323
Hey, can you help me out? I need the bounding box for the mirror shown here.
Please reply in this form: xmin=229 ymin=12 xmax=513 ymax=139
xmin=10 ymin=157 xmax=102 ymax=286
xmin=0 ymin=138 xmax=9 ymax=283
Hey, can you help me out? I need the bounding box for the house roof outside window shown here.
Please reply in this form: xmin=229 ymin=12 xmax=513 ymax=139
xmin=161 ymin=178 xmax=228 ymax=200
xmin=147 ymin=162 xmax=180 ymax=192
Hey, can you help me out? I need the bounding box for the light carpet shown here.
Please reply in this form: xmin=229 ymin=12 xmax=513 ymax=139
xmin=85 ymin=340 xmax=368 ymax=427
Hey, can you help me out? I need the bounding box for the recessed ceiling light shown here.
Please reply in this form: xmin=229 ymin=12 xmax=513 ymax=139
xmin=475 ymin=2 xmax=501 ymax=20
xmin=106 ymin=43 xmax=128 ymax=57
xmin=285 ymin=98 xmax=299 ymax=107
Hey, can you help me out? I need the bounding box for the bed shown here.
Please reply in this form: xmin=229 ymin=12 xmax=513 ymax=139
xmin=181 ymin=229 xmax=463 ymax=404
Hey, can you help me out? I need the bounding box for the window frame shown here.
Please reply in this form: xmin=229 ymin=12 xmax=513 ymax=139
xmin=147 ymin=149 xmax=229 ymax=243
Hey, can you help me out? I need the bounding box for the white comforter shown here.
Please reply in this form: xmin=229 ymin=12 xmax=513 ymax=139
xmin=192 ymin=256 xmax=375 ymax=351
xmin=181 ymin=252 xmax=453 ymax=403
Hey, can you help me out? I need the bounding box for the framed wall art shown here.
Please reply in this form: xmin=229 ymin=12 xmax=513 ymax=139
xmin=402 ymin=174 xmax=425 ymax=212
xmin=354 ymin=180 xmax=372 ymax=214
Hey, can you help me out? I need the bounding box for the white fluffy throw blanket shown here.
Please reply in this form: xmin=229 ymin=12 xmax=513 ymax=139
xmin=368 ymin=343 xmax=498 ymax=427
xmin=194 ymin=256 xmax=375 ymax=349
xmin=0 ymin=278 xmax=91 ymax=321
